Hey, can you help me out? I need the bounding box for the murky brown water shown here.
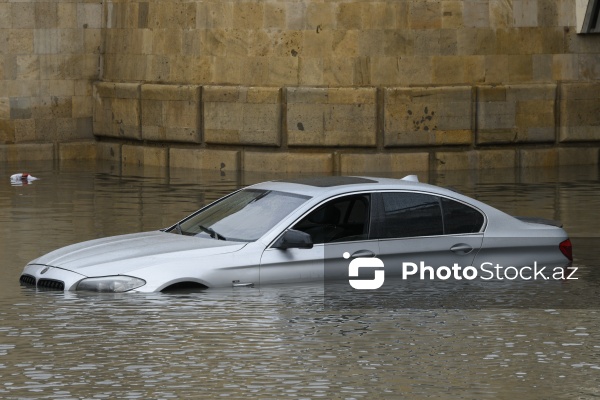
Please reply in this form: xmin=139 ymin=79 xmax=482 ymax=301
xmin=1 ymin=160 xmax=599 ymax=399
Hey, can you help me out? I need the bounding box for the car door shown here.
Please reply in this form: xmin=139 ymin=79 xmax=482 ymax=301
xmin=259 ymin=193 xmax=380 ymax=285
xmin=372 ymin=191 xmax=485 ymax=280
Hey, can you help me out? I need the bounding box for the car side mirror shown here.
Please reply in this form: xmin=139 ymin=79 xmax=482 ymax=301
xmin=273 ymin=229 xmax=313 ymax=250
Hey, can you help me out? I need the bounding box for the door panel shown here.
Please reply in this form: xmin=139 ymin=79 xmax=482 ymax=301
xmin=259 ymin=192 xmax=378 ymax=286
xmin=259 ymin=241 xmax=380 ymax=286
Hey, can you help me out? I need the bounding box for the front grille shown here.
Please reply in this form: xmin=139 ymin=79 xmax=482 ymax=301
xmin=38 ymin=279 xmax=65 ymax=291
xmin=20 ymin=274 xmax=65 ymax=291
xmin=19 ymin=274 xmax=36 ymax=286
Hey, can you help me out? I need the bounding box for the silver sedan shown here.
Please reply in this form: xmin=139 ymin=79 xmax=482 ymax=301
xmin=20 ymin=175 xmax=572 ymax=292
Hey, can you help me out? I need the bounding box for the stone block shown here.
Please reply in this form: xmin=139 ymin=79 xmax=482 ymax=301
xmin=9 ymin=97 xmax=32 ymax=120
xmin=339 ymin=152 xmax=429 ymax=174
xmin=141 ymin=84 xmax=201 ymax=143
xmin=409 ymin=1 xmax=442 ymax=29
xmin=432 ymin=55 xmax=485 ymax=85
xmin=463 ymin=1 xmax=490 ymax=28
xmin=0 ymin=4 xmax=10 ymax=29
xmin=519 ymin=148 xmax=558 ymax=168
xmin=122 ymin=145 xmax=168 ymax=167
xmin=476 ymin=149 xmax=517 ymax=169
xmin=0 ymin=119 xmax=15 ymax=143
xmin=93 ymin=82 xmax=141 ymax=140
xmin=268 ymin=56 xmax=299 ymax=86
xmin=513 ymin=0 xmax=538 ymax=27
xmin=552 ymin=54 xmax=578 ymax=81
xmin=559 ymin=82 xmax=600 ymax=142
xmin=77 ymin=3 xmax=102 ymax=29
xmin=14 ymin=119 xmax=36 ymax=142
xmin=0 ymin=98 xmax=10 ymax=119
xmin=559 ymin=147 xmax=599 ymax=166
xmin=243 ymin=151 xmax=333 ymax=173
xmin=441 ymin=1 xmax=464 ymax=29
xmin=58 ymin=3 xmax=77 ymax=29
xmin=0 ymin=143 xmax=54 ymax=162
xmin=287 ymin=87 xmax=376 ymax=147
xmin=72 ymin=95 xmax=93 ymax=118
xmin=371 ymin=56 xmax=432 ymax=86
xmin=11 ymin=3 xmax=35 ymax=29
xmin=384 ymin=86 xmax=473 ymax=147
xmin=170 ymin=148 xmax=240 ymax=171
xmin=434 ymin=151 xmax=476 ymax=172
xmin=58 ymin=141 xmax=97 ymax=160
xmin=477 ymin=84 xmax=556 ymax=144
xmin=204 ymin=86 xmax=280 ymax=146
xmin=507 ymin=55 xmax=533 ymax=82
xmin=233 ymin=2 xmax=263 ymax=30
xmin=96 ymin=141 xmax=121 ymax=162
xmin=264 ymin=3 xmax=286 ymax=30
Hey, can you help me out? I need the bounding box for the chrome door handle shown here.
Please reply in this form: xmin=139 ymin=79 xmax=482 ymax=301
xmin=450 ymin=243 xmax=473 ymax=254
xmin=350 ymin=249 xmax=376 ymax=258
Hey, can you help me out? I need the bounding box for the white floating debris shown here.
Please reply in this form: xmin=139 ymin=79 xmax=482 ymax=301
xmin=10 ymin=173 xmax=39 ymax=186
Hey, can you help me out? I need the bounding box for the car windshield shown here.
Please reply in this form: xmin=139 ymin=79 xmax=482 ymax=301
xmin=174 ymin=189 xmax=310 ymax=242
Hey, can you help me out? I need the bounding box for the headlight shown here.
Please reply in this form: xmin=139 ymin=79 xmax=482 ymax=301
xmin=76 ymin=276 xmax=146 ymax=292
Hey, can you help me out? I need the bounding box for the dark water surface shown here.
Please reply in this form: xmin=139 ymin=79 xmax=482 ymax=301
xmin=1 ymin=161 xmax=599 ymax=399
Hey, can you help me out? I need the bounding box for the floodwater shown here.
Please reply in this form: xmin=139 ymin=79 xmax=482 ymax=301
xmin=1 ymin=160 xmax=599 ymax=399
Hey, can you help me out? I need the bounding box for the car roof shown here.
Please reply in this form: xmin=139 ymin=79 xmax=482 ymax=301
xmin=247 ymin=175 xmax=458 ymax=199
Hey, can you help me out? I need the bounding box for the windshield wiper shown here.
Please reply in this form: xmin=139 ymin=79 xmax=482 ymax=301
xmin=198 ymin=224 xmax=226 ymax=241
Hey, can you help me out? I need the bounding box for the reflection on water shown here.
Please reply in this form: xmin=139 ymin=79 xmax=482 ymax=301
xmin=1 ymin=160 xmax=599 ymax=399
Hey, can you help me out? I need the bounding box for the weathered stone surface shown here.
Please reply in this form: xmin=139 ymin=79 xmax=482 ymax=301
xmin=0 ymin=118 xmax=15 ymax=143
xmin=559 ymin=82 xmax=600 ymax=142
xmin=339 ymin=152 xmax=429 ymax=174
xmin=384 ymin=86 xmax=473 ymax=147
xmin=204 ymin=86 xmax=281 ymax=146
xmin=2 ymin=0 xmax=600 ymax=169
xmin=170 ymin=148 xmax=239 ymax=171
xmin=437 ymin=149 xmax=521 ymax=172
xmin=519 ymin=148 xmax=558 ymax=168
xmin=433 ymin=151 xmax=476 ymax=172
xmin=141 ymin=84 xmax=201 ymax=143
xmin=58 ymin=141 xmax=97 ymax=160
xmin=244 ymin=151 xmax=333 ymax=173
xmin=122 ymin=145 xmax=168 ymax=167
xmin=93 ymin=82 xmax=141 ymax=140
xmin=287 ymin=87 xmax=376 ymax=147
xmin=559 ymin=147 xmax=599 ymax=165
xmin=476 ymin=149 xmax=517 ymax=169
xmin=0 ymin=143 xmax=54 ymax=162
xmin=477 ymin=84 xmax=556 ymax=144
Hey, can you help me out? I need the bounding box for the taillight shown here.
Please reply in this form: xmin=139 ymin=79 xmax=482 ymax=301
xmin=559 ymin=239 xmax=573 ymax=261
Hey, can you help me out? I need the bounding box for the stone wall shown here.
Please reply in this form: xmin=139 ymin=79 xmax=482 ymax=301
xmin=100 ymin=0 xmax=600 ymax=86
xmin=79 ymin=80 xmax=599 ymax=174
xmin=0 ymin=0 xmax=102 ymax=149
xmin=1 ymin=0 xmax=600 ymax=173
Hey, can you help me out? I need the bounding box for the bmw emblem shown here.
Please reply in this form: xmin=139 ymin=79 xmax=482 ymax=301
xmin=40 ymin=267 xmax=49 ymax=275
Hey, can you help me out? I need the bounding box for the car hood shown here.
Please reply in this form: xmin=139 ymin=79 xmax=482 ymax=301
xmin=30 ymin=231 xmax=247 ymax=274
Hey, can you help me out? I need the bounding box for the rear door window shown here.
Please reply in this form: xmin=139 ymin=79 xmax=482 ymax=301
xmin=374 ymin=192 xmax=443 ymax=239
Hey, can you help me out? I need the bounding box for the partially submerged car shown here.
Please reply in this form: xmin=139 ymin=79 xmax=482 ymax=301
xmin=20 ymin=175 xmax=572 ymax=293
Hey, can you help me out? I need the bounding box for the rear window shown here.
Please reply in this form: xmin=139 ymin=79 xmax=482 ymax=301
xmin=441 ymin=197 xmax=484 ymax=234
